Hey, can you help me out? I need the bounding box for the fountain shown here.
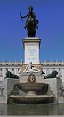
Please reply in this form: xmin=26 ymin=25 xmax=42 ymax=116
xmin=8 ymin=63 xmax=55 ymax=104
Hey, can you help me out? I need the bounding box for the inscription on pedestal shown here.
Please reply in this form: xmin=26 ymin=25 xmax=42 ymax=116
xmin=25 ymin=42 xmax=39 ymax=64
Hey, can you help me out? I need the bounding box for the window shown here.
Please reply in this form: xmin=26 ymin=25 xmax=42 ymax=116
xmin=58 ymin=68 xmax=62 ymax=77
xmin=6 ymin=68 xmax=8 ymax=71
xmin=0 ymin=68 xmax=2 ymax=71
xmin=12 ymin=69 xmax=14 ymax=71
xmin=46 ymin=68 xmax=50 ymax=75
xmin=18 ymin=69 xmax=19 ymax=71
xmin=59 ymin=68 xmax=60 ymax=71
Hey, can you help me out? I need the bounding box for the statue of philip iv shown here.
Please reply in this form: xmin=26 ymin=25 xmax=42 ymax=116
xmin=20 ymin=6 xmax=38 ymax=37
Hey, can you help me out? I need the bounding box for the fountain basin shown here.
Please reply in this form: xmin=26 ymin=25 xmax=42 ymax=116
xmin=8 ymin=80 xmax=55 ymax=104
xmin=16 ymin=83 xmax=48 ymax=95
xmin=10 ymin=95 xmax=55 ymax=104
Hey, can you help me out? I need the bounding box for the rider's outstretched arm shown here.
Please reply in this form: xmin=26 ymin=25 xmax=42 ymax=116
xmin=20 ymin=12 xmax=28 ymax=19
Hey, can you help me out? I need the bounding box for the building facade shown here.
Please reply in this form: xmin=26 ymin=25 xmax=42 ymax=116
xmin=0 ymin=61 xmax=64 ymax=83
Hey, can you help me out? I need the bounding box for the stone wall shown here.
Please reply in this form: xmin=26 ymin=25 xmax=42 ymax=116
xmin=44 ymin=77 xmax=62 ymax=103
xmin=0 ymin=79 xmax=7 ymax=103
xmin=1 ymin=78 xmax=19 ymax=103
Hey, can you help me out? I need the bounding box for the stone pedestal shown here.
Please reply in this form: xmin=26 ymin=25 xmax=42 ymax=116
xmin=22 ymin=37 xmax=41 ymax=64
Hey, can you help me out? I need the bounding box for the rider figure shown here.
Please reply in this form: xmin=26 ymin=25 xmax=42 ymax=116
xmin=20 ymin=6 xmax=38 ymax=37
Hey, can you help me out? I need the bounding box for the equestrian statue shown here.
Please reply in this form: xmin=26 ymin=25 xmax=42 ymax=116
xmin=20 ymin=6 xmax=38 ymax=37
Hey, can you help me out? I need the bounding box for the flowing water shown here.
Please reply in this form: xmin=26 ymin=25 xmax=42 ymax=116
xmin=0 ymin=103 xmax=64 ymax=115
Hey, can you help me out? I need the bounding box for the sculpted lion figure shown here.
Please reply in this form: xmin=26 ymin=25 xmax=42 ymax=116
xmin=5 ymin=71 xmax=19 ymax=79
xmin=44 ymin=70 xmax=58 ymax=79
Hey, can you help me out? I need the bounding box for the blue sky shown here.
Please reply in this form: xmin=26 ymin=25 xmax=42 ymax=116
xmin=0 ymin=0 xmax=64 ymax=62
